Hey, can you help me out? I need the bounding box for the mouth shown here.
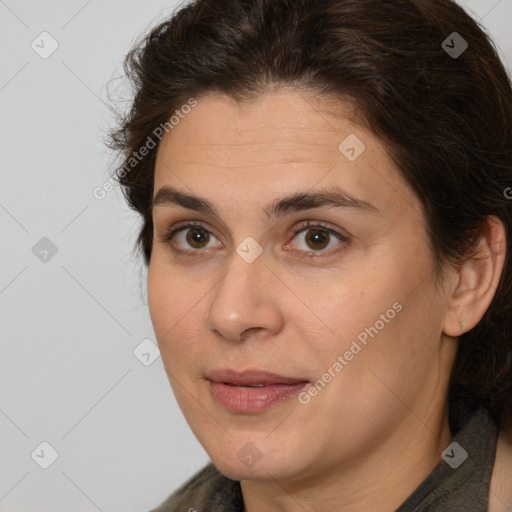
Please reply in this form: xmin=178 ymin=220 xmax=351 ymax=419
xmin=207 ymin=368 xmax=309 ymax=386
xmin=206 ymin=369 xmax=310 ymax=413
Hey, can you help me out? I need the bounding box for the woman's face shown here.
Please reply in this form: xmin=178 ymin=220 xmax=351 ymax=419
xmin=147 ymin=91 xmax=457 ymax=482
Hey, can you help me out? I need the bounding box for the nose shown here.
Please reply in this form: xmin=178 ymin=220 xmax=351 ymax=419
xmin=205 ymin=249 xmax=285 ymax=342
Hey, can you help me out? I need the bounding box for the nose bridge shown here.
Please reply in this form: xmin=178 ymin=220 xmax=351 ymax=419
xmin=205 ymin=249 xmax=283 ymax=341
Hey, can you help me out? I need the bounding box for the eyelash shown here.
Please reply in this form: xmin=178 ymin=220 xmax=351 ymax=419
xmin=159 ymin=220 xmax=350 ymax=258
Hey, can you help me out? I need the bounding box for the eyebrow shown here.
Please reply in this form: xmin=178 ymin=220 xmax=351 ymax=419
xmin=152 ymin=185 xmax=379 ymax=218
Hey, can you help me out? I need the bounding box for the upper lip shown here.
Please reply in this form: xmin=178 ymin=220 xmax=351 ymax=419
xmin=207 ymin=369 xmax=309 ymax=386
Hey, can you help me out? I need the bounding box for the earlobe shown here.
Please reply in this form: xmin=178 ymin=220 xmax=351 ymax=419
xmin=443 ymin=216 xmax=506 ymax=338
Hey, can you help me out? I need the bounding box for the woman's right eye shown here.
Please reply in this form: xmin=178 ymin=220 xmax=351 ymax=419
xmin=161 ymin=224 xmax=223 ymax=254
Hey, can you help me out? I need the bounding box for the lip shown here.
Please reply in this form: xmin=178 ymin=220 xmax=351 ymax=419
xmin=207 ymin=369 xmax=308 ymax=386
xmin=206 ymin=369 xmax=309 ymax=413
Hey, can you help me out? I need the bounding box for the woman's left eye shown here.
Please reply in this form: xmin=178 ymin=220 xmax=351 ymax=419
xmin=286 ymin=223 xmax=348 ymax=254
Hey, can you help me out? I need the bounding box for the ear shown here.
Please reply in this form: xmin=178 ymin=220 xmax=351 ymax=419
xmin=443 ymin=216 xmax=507 ymax=337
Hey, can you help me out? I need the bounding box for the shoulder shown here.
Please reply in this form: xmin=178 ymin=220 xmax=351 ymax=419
xmin=148 ymin=462 xmax=243 ymax=512
xmin=489 ymin=427 xmax=512 ymax=512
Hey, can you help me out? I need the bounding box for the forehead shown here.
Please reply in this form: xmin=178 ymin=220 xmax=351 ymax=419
xmin=153 ymin=91 xmax=420 ymax=220
xmin=156 ymin=92 xmax=362 ymax=168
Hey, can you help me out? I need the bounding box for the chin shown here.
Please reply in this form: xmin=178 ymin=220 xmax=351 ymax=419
xmin=206 ymin=436 xmax=302 ymax=482
xmin=211 ymin=456 xmax=289 ymax=482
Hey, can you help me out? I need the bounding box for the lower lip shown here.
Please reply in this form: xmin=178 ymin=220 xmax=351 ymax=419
xmin=209 ymin=381 xmax=308 ymax=413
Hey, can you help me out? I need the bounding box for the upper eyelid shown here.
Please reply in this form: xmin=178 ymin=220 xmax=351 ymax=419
xmin=291 ymin=220 xmax=349 ymax=237
xmin=166 ymin=220 xmax=221 ymax=239
xmin=166 ymin=219 xmax=344 ymax=235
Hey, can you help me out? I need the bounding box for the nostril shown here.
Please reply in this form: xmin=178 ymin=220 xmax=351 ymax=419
xmin=238 ymin=327 xmax=264 ymax=341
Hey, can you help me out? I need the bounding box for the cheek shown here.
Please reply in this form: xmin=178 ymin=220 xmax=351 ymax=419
xmin=346 ymin=285 xmax=446 ymax=401
xmin=147 ymin=262 xmax=172 ymax=337
xmin=308 ymin=272 xmax=394 ymax=338
xmin=147 ymin=262 xmax=203 ymax=360
xmin=306 ymin=259 xmax=440 ymax=372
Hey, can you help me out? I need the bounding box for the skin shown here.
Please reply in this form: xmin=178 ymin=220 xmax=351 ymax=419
xmin=147 ymin=91 xmax=506 ymax=512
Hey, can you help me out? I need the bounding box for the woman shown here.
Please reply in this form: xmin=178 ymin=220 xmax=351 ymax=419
xmin=108 ymin=0 xmax=512 ymax=510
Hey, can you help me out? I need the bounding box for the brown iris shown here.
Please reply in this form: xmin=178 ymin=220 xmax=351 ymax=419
xmin=305 ymin=229 xmax=330 ymax=250
xmin=186 ymin=228 xmax=210 ymax=248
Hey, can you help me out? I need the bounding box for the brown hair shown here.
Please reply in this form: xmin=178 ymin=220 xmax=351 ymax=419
xmin=107 ymin=0 xmax=512 ymax=432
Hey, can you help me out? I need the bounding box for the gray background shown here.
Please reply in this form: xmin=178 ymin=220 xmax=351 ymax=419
xmin=0 ymin=1 xmax=511 ymax=510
